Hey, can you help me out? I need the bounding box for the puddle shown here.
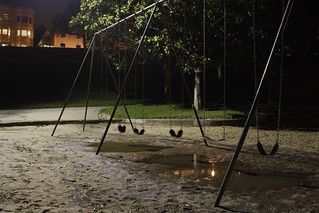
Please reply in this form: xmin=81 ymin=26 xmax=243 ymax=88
xmin=89 ymin=142 xmax=170 ymax=153
xmin=140 ymin=154 xmax=305 ymax=191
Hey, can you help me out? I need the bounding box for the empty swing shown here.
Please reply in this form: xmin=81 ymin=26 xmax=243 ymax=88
xmin=169 ymin=86 xmax=184 ymax=138
xmin=252 ymin=0 xmax=285 ymax=156
xmin=167 ymin=58 xmax=184 ymax=138
xmin=133 ymin=58 xmax=146 ymax=136
xmin=117 ymin=23 xmax=128 ymax=133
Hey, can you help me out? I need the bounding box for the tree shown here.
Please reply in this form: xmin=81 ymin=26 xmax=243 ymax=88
xmin=34 ymin=24 xmax=47 ymax=47
xmin=71 ymin=0 xmax=288 ymax=109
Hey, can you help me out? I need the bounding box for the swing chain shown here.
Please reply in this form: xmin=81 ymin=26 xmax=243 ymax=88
xmin=276 ymin=0 xmax=285 ymax=144
xmin=203 ymin=0 xmax=207 ymax=134
xmin=223 ymin=0 xmax=227 ymax=140
xmin=252 ymin=0 xmax=261 ymax=143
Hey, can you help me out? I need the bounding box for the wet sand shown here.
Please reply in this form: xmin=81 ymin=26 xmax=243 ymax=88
xmin=0 ymin=124 xmax=318 ymax=212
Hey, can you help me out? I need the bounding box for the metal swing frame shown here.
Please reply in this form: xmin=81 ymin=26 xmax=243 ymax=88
xmin=51 ymin=1 xmax=166 ymax=137
xmin=214 ymin=0 xmax=295 ymax=206
xmin=49 ymin=0 xmax=296 ymax=209
xmin=52 ymin=0 xmax=221 ymax=152
xmin=96 ymin=1 xmax=212 ymax=154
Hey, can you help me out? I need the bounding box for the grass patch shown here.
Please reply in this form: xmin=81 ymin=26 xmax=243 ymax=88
xmin=2 ymin=95 xmax=245 ymax=120
xmin=101 ymin=104 xmax=245 ymax=119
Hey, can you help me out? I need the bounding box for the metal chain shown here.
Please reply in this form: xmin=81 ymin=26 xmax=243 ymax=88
xmin=203 ymin=0 xmax=206 ymax=133
xmin=118 ymin=4 xmax=122 ymax=92
xmin=252 ymin=0 xmax=260 ymax=142
xmin=181 ymin=85 xmax=184 ymax=129
xmin=276 ymin=0 xmax=285 ymax=144
xmin=100 ymin=35 xmax=104 ymax=97
xmin=105 ymin=33 xmax=109 ymax=97
xmin=168 ymin=58 xmax=172 ymax=128
xmin=142 ymin=47 xmax=145 ymax=129
xmin=223 ymin=0 xmax=227 ymax=140
xmin=124 ymin=21 xmax=128 ymax=98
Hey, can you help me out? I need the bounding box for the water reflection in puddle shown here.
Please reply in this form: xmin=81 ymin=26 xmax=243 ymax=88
xmin=141 ymin=154 xmax=304 ymax=191
xmin=89 ymin=142 xmax=170 ymax=153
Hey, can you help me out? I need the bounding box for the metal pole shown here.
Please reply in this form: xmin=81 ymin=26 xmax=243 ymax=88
xmin=96 ymin=5 xmax=157 ymax=155
xmin=104 ymin=53 xmax=136 ymax=131
xmin=95 ymin=0 xmax=164 ymax=35
xmin=214 ymin=0 xmax=294 ymax=206
xmin=51 ymin=37 xmax=96 ymax=136
xmin=83 ymin=36 xmax=96 ymax=131
xmin=159 ymin=7 xmax=208 ymax=146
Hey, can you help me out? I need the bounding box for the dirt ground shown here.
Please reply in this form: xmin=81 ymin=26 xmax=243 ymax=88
xmin=0 ymin=123 xmax=318 ymax=212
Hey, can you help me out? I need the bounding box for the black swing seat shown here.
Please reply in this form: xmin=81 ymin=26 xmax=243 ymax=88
xmin=169 ymin=129 xmax=183 ymax=138
xmin=176 ymin=129 xmax=183 ymax=138
xmin=257 ymin=141 xmax=279 ymax=156
xmin=138 ymin=129 xmax=145 ymax=135
xmin=118 ymin=125 xmax=126 ymax=133
xmin=270 ymin=142 xmax=279 ymax=155
xmin=169 ymin=129 xmax=177 ymax=137
xmin=134 ymin=128 xmax=145 ymax=135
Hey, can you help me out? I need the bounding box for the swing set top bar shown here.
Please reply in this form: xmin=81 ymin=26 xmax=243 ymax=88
xmin=95 ymin=0 xmax=165 ymax=35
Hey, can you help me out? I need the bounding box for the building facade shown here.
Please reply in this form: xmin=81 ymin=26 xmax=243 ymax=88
xmin=0 ymin=4 xmax=34 ymax=47
xmin=54 ymin=33 xmax=84 ymax=48
xmin=39 ymin=32 xmax=84 ymax=49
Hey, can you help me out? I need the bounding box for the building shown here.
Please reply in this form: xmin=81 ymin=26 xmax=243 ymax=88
xmin=39 ymin=32 xmax=84 ymax=49
xmin=54 ymin=33 xmax=84 ymax=48
xmin=0 ymin=3 xmax=34 ymax=47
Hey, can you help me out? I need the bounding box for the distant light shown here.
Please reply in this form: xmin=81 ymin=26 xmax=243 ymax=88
xmin=211 ymin=170 xmax=215 ymax=177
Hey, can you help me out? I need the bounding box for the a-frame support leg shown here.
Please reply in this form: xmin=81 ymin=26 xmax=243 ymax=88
xmin=51 ymin=36 xmax=96 ymax=136
xmin=96 ymin=5 xmax=157 ymax=155
xmin=102 ymin=45 xmax=136 ymax=132
xmin=83 ymin=37 xmax=96 ymax=131
xmin=214 ymin=0 xmax=294 ymax=207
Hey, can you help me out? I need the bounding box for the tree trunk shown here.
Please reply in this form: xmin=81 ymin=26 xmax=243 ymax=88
xmin=194 ymin=68 xmax=201 ymax=110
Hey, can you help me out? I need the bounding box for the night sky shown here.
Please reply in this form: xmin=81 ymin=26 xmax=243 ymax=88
xmin=0 ymin=0 xmax=78 ymax=27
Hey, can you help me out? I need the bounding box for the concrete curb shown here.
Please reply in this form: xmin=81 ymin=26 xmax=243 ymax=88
xmin=0 ymin=120 xmax=110 ymax=127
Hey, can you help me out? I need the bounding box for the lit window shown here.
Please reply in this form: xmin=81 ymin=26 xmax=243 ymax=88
xmin=21 ymin=30 xmax=28 ymax=37
xmin=17 ymin=30 xmax=21 ymax=36
xmin=8 ymin=29 xmax=10 ymax=36
xmin=27 ymin=30 xmax=31 ymax=38
xmin=2 ymin=29 xmax=8 ymax=35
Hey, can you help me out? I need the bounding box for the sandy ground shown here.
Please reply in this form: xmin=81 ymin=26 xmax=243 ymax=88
xmin=0 ymin=123 xmax=318 ymax=212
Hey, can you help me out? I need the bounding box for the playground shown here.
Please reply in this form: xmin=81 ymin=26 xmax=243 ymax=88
xmin=0 ymin=123 xmax=318 ymax=212
xmin=0 ymin=0 xmax=318 ymax=212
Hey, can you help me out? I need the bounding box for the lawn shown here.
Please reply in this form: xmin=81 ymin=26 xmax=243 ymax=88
xmin=8 ymin=96 xmax=245 ymax=120
xmin=101 ymin=104 xmax=245 ymax=119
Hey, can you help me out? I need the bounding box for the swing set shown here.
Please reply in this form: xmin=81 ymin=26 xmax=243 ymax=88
xmin=50 ymin=0 xmax=295 ymax=208
xmin=51 ymin=0 xmax=222 ymax=148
